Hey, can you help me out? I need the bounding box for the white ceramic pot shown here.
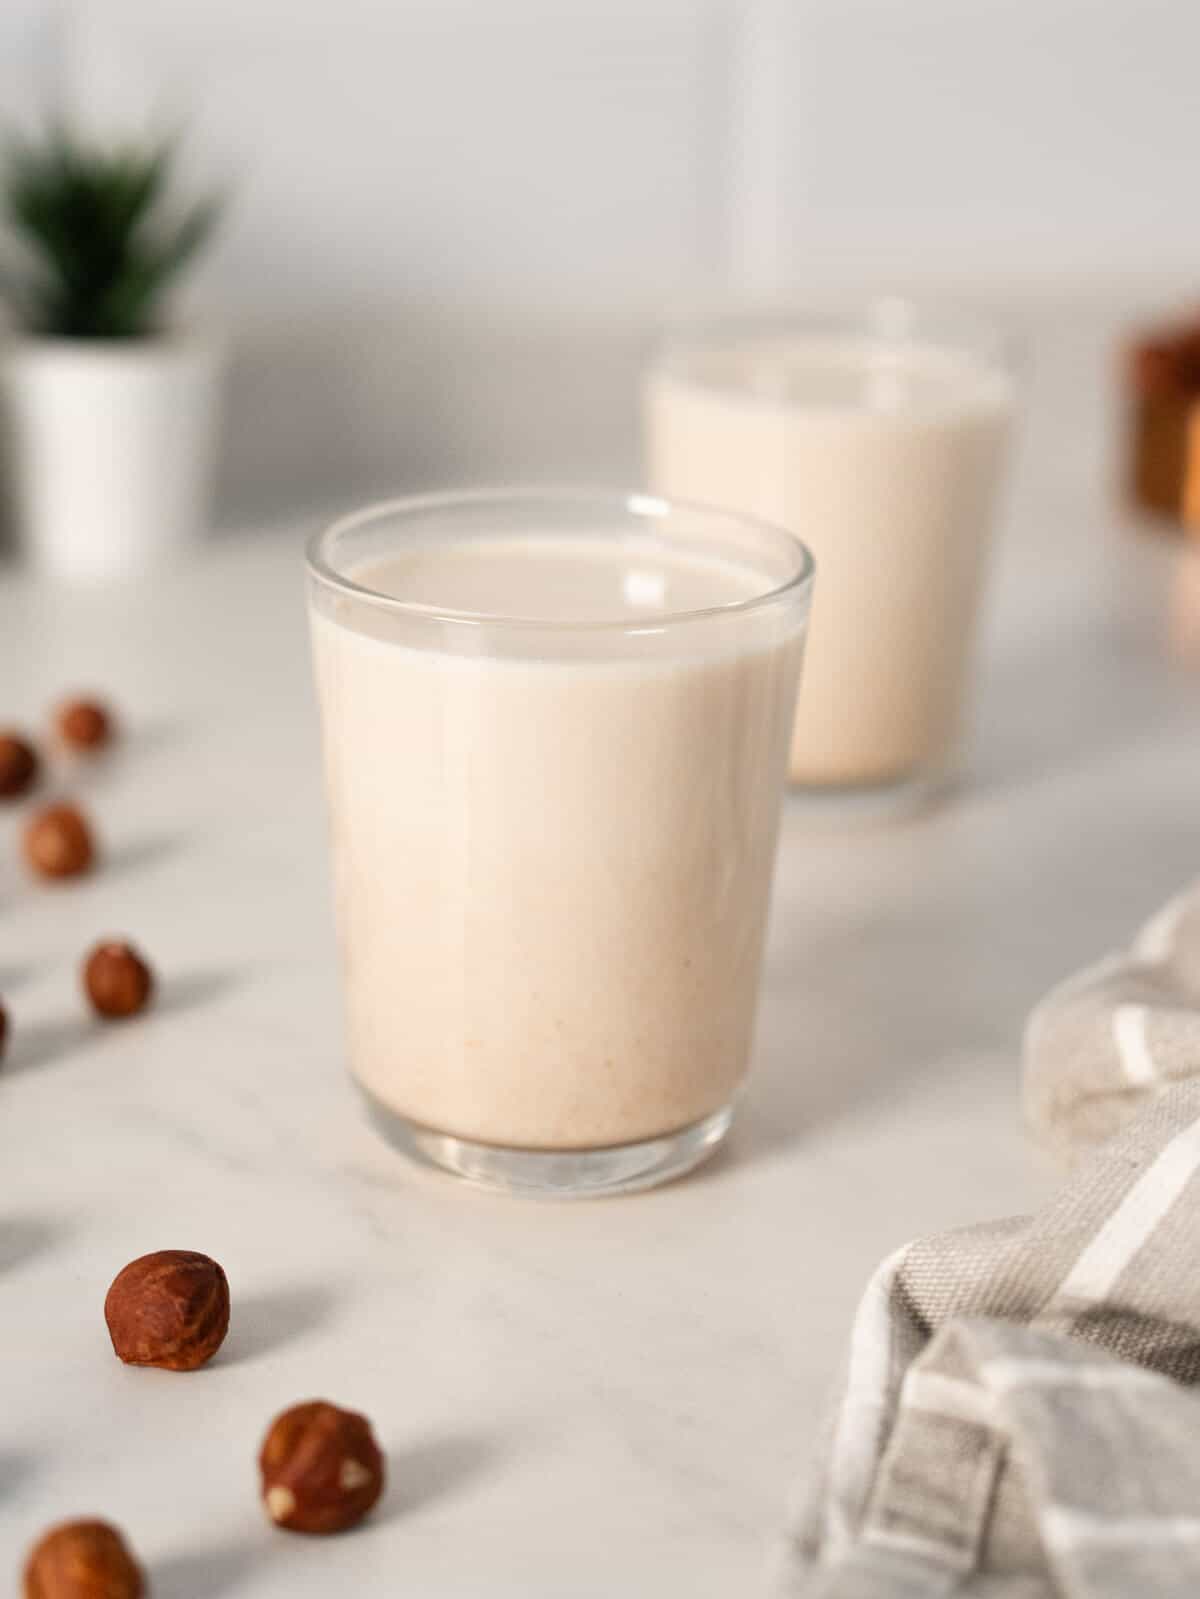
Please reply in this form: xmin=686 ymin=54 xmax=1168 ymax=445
xmin=1 ymin=334 xmax=222 ymax=581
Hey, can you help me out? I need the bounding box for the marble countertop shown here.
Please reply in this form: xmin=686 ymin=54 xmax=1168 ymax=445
xmin=3 ymin=306 xmax=1200 ymax=1596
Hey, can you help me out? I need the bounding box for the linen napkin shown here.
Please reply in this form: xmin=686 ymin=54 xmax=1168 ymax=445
xmin=779 ymin=881 xmax=1200 ymax=1598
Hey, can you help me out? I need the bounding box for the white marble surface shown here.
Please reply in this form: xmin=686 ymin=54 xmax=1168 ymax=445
xmin=3 ymin=304 xmax=1200 ymax=1595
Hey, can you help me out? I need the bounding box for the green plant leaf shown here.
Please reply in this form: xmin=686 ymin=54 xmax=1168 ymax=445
xmin=0 ymin=125 xmax=222 ymax=338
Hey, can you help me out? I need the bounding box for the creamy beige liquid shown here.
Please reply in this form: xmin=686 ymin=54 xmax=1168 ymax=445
xmin=311 ymin=535 xmax=805 ymax=1149
xmin=645 ymin=336 xmax=1014 ymax=787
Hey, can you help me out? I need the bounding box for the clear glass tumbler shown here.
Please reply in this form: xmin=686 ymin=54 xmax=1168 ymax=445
xmin=644 ymin=299 xmax=1016 ymax=811
xmin=307 ymin=489 xmax=813 ymax=1197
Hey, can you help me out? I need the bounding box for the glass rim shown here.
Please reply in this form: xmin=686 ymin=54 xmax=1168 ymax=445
xmin=648 ymin=293 xmax=1020 ymax=382
xmin=306 ymin=486 xmax=815 ymax=634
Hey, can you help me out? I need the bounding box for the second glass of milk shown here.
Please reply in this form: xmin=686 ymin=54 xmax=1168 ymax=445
xmin=307 ymin=490 xmax=813 ymax=1197
xmin=644 ymin=300 xmax=1015 ymax=807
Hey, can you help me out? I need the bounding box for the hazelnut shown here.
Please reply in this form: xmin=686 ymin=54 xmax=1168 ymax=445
xmin=83 ymin=942 xmax=154 ymax=1020
xmin=0 ymin=732 xmax=39 ymax=800
xmin=56 ymin=699 xmax=114 ymax=752
xmin=22 ymin=1518 xmax=144 ymax=1599
xmin=0 ymin=999 xmax=7 ymax=1063
xmin=259 ymin=1400 xmax=385 ymax=1534
xmin=104 ymin=1249 xmax=230 ymax=1371
xmin=23 ymin=804 xmax=95 ymax=880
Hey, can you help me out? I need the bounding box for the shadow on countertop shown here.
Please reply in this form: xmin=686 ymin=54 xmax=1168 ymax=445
xmin=221 ymin=1282 xmax=338 ymax=1366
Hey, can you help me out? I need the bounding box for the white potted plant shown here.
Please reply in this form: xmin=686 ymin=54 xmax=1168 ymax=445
xmin=0 ymin=127 xmax=223 ymax=581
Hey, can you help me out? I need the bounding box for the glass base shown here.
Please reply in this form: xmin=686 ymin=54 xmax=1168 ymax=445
xmin=786 ymin=766 xmax=950 ymax=822
xmin=359 ymin=1091 xmax=734 ymax=1199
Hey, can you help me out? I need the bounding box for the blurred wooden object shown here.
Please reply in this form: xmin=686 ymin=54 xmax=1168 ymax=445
xmin=1128 ymin=318 xmax=1200 ymax=528
xmin=1184 ymin=406 xmax=1200 ymax=532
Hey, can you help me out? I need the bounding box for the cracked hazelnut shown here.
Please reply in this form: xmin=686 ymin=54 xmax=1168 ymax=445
xmin=259 ymin=1400 xmax=385 ymax=1534
xmin=23 ymin=804 xmax=95 ymax=879
xmin=57 ymin=699 xmax=114 ymax=752
xmin=0 ymin=732 xmax=39 ymax=800
xmin=22 ymin=1518 xmax=144 ymax=1599
xmin=104 ymin=1249 xmax=230 ymax=1371
xmin=83 ymin=942 xmax=154 ymax=1019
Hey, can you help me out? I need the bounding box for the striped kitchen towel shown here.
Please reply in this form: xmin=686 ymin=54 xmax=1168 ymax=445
xmin=779 ymin=883 xmax=1200 ymax=1597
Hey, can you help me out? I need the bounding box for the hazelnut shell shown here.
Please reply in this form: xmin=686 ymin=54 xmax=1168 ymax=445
xmin=259 ymin=1400 xmax=385 ymax=1534
xmin=83 ymin=942 xmax=154 ymax=1019
xmin=0 ymin=733 xmax=39 ymax=800
xmin=22 ymin=1517 xmax=144 ymax=1599
xmin=23 ymin=804 xmax=95 ymax=880
xmin=104 ymin=1249 xmax=230 ymax=1371
xmin=57 ymin=699 xmax=114 ymax=752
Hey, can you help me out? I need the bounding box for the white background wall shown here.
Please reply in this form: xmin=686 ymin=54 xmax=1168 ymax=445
xmin=4 ymin=0 xmax=1200 ymax=519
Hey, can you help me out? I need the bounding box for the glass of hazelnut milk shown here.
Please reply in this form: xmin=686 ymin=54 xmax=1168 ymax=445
xmin=644 ymin=300 xmax=1016 ymax=810
xmin=307 ymin=490 xmax=813 ymax=1197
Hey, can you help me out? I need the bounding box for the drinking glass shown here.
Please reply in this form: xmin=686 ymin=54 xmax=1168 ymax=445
xmin=645 ymin=300 xmax=1016 ymax=810
xmin=307 ymin=489 xmax=813 ymax=1196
